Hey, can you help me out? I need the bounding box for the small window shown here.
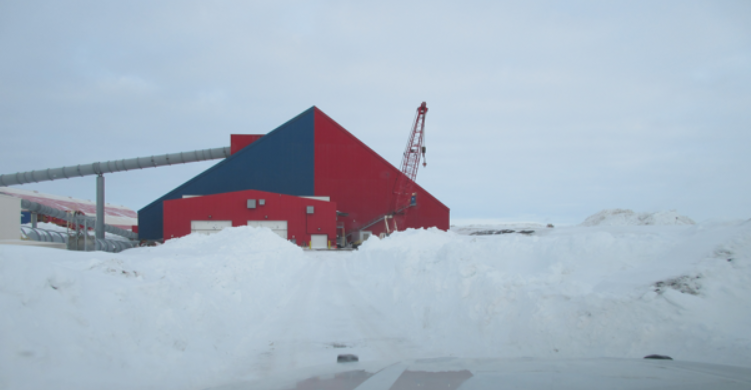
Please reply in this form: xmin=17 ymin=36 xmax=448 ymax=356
xmin=306 ymin=206 xmax=314 ymax=214
xmin=247 ymin=199 xmax=256 ymax=209
xmin=259 ymin=199 xmax=265 ymax=206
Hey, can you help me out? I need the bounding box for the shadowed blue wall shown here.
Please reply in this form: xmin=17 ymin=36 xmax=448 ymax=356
xmin=138 ymin=107 xmax=315 ymax=240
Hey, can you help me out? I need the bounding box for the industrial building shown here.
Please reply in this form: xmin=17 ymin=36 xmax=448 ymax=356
xmin=164 ymin=190 xmax=337 ymax=247
xmin=0 ymin=186 xmax=137 ymax=229
xmin=139 ymin=106 xmax=449 ymax=246
xmin=0 ymin=104 xmax=448 ymax=251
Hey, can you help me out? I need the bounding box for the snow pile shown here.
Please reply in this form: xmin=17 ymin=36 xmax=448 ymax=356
xmin=450 ymin=222 xmax=547 ymax=235
xmin=581 ymin=209 xmax=695 ymax=227
xmin=2 ymin=222 xmax=751 ymax=389
xmin=145 ymin=225 xmax=302 ymax=258
xmin=0 ymin=226 xmax=307 ymax=390
xmin=349 ymin=224 xmax=751 ymax=365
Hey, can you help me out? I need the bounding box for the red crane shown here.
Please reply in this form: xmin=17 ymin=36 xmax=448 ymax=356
xmin=347 ymin=102 xmax=428 ymax=241
xmin=391 ymin=102 xmax=428 ymax=227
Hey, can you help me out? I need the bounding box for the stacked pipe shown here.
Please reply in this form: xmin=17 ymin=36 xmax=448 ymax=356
xmin=20 ymin=227 xmax=137 ymax=253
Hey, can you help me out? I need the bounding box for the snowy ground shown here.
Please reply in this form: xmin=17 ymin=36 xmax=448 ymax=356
xmin=1 ymin=212 xmax=751 ymax=390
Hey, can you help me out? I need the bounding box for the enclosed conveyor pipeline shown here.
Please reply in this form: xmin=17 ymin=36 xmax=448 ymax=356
xmin=0 ymin=146 xmax=231 ymax=240
xmin=20 ymin=227 xmax=68 ymax=244
xmin=21 ymin=199 xmax=138 ymax=240
xmin=0 ymin=147 xmax=231 ymax=186
xmin=20 ymin=227 xmax=137 ymax=253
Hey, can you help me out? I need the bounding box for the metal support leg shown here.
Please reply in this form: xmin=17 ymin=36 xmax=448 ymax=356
xmin=31 ymin=212 xmax=37 ymax=228
xmin=84 ymin=218 xmax=88 ymax=251
xmin=96 ymin=174 xmax=105 ymax=240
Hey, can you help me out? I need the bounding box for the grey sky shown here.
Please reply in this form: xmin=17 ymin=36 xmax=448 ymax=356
xmin=1 ymin=0 xmax=749 ymax=225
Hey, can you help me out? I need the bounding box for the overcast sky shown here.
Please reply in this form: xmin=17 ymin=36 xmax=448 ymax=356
xmin=1 ymin=0 xmax=749 ymax=225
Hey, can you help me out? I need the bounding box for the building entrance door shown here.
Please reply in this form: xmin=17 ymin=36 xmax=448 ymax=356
xmin=310 ymin=234 xmax=327 ymax=249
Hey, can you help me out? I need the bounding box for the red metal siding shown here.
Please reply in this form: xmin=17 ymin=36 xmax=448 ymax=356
xmin=313 ymin=108 xmax=449 ymax=237
xmin=305 ymin=203 xmax=331 ymax=234
xmin=230 ymin=134 xmax=264 ymax=155
xmin=163 ymin=190 xmax=337 ymax=246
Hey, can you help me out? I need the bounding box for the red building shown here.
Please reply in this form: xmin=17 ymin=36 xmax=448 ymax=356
xmin=163 ymin=190 xmax=336 ymax=247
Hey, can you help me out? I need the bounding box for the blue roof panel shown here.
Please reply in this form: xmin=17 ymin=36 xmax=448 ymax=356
xmin=138 ymin=107 xmax=316 ymax=240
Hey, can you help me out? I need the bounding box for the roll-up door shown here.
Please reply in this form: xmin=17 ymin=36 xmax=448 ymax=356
xmin=310 ymin=234 xmax=327 ymax=249
xmin=248 ymin=220 xmax=288 ymax=239
xmin=191 ymin=220 xmax=232 ymax=235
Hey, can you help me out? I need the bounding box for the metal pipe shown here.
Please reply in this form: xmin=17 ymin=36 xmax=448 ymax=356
xmin=21 ymin=227 xmax=68 ymax=244
xmin=20 ymin=227 xmax=137 ymax=253
xmin=30 ymin=212 xmax=37 ymax=228
xmin=0 ymin=147 xmax=231 ymax=186
xmin=96 ymin=174 xmax=104 ymax=240
xmin=20 ymin=198 xmax=137 ymax=240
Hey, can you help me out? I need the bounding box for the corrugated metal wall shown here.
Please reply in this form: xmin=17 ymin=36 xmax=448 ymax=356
xmin=230 ymin=134 xmax=264 ymax=155
xmin=313 ymin=108 xmax=449 ymax=236
xmin=138 ymin=108 xmax=316 ymax=240
xmin=163 ymin=189 xmax=336 ymax=245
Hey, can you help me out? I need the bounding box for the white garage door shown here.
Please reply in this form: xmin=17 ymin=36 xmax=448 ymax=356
xmin=191 ymin=220 xmax=232 ymax=235
xmin=310 ymin=234 xmax=328 ymax=249
xmin=248 ymin=220 xmax=288 ymax=240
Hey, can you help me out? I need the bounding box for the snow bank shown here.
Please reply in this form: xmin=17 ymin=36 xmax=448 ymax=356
xmin=145 ymin=225 xmax=301 ymax=258
xmin=349 ymin=223 xmax=751 ymax=364
xmin=0 ymin=226 xmax=307 ymax=390
xmin=581 ymin=209 xmax=696 ymax=226
xmin=450 ymin=222 xmax=547 ymax=235
xmin=2 ymin=222 xmax=750 ymax=390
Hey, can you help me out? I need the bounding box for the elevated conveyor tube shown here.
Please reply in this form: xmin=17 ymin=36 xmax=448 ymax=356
xmin=0 ymin=147 xmax=231 ymax=186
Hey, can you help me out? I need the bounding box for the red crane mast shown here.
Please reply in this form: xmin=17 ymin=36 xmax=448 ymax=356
xmin=393 ymin=102 xmax=428 ymax=218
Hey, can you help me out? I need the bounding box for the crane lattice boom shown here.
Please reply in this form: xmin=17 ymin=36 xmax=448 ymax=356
xmin=393 ymin=102 xmax=428 ymax=214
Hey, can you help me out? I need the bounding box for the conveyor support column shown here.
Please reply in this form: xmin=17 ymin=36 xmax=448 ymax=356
xmin=96 ymin=174 xmax=104 ymax=240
